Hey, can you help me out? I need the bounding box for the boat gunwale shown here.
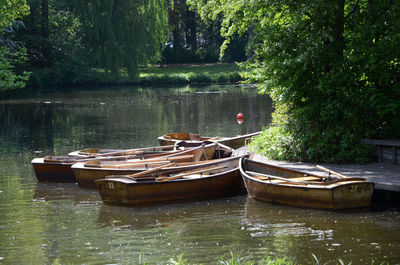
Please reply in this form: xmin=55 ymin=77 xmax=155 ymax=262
xmin=95 ymin=155 xmax=246 ymax=180
xmin=239 ymin=158 xmax=374 ymax=190
xmin=32 ymin=157 xmax=73 ymax=166
xmin=96 ymin=166 xmax=240 ymax=186
xmin=158 ymin=131 xmax=262 ymax=144
xmin=215 ymin=131 xmax=261 ymax=142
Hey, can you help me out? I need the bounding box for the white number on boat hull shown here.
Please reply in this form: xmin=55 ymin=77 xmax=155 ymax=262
xmin=108 ymin=182 xmax=114 ymax=189
xmin=350 ymin=185 xmax=358 ymax=192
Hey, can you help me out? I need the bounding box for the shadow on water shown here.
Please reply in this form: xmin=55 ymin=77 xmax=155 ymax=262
xmin=34 ymin=182 xmax=101 ymax=204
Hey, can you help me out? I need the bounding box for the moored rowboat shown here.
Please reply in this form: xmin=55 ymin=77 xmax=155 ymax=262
xmin=32 ymin=147 xmax=182 ymax=183
xmin=32 ymin=158 xmax=77 ymax=182
xmin=71 ymin=143 xmax=218 ymax=188
xmin=217 ymin=131 xmax=261 ymax=149
xmin=158 ymin=133 xmax=216 ymax=146
xmin=96 ymin=155 xmax=248 ymax=207
xmin=239 ymin=158 xmax=374 ymax=209
xmin=68 ymin=145 xmax=176 ymax=157
xmin=158 ymin=131 xmax=262 ymax=149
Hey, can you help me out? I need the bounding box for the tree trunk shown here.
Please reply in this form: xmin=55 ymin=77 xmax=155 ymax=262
xmin=333 ymin=0 xmax=345 ymax=59
xmin=185 ymin=9 xmax=197 ymax=51
xmin=41 ymin=0 xmax=50 ymax=66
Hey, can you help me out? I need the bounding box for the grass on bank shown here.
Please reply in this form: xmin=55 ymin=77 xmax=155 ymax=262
xmin=97 ymin=63 xmax=242 ymax=85
xmin=139 ymin=63 xmax=242 ymax=85
xmin=26 ymin=63 xmax=242 ymax=89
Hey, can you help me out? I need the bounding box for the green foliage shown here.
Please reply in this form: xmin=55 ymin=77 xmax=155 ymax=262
xmin=72 ymin=0 xmax=168 ymax=80
xmin=190 ymin=0 xmax=400 ymax=163
xmin=0 ymin=46 xmax=30 ymax=91
xmin=15 ymin=0 xmax=169 ymax=88
xmin=218 ymin=251 xmax=295 ymax=265
xmin=168 ymin=254 xmax=189 ymax=265
xmin=139 ymin=63 xmax=241 ymax=84
xmin=0 ymin=0 xmax=30 ymax=30
xmin=0 ymin=0 xmax=30 ymax=92
xmin=219 ymin=251 xmax=252 ymax=265
xmin=165 ymin=0 xmax=247 ymax=64
xmin=249 ymin=126 xmax=302 ymax=161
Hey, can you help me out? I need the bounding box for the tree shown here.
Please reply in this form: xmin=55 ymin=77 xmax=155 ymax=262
xmin=0 ymin=0 xmax=30 ymax=92
xmin=189 ymin=0 xmax=400 ymax=162
xmin=163 ymin=0 xmax=247 ymax=64
xmin=15 ymin=0 xmax=168 ymax=87
xmin=72 ymin=0 xmax=168 ymax=80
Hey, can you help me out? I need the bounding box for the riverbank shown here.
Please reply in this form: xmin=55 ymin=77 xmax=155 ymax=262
xmin=139 ymin=63 xmax=241 ymax=85
xmin=98 ymin=63 xmax=241 ymax=86
xmin=23 ymin=63 xmax=243 ymax=91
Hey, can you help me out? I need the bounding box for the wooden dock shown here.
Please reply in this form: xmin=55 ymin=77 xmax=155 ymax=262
xmin=234 ymin=147 xmax=400 ymax=193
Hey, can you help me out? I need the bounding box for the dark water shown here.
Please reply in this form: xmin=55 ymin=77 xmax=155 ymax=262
xmin=0 ymin=85 xmax=399 ymax=265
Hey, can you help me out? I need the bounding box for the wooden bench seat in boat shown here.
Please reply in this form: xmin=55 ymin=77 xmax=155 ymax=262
xmin=255 ymin=176 xmax=321 ymax=183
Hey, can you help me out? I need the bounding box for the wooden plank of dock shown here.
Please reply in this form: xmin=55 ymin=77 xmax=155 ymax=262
xmin=234 ymin=147 xmax=400 ymax=192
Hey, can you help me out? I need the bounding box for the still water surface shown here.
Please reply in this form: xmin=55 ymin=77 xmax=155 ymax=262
xmin=0 ymin=85 xmax=399 ymax=264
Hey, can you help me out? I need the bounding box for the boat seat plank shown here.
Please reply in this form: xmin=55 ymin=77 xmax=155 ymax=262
xmin=157 ymin=165 xmax=228 ymax=182
xmin=253 ymin=174 xmax=321 ymax=183
xmin=291 ymin=176 xmax=321 ymax=181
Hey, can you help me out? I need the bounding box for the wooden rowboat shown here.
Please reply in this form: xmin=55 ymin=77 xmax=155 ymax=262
xmin=158 ymin=132 xmax=216 ymax=146
xmin=68 ymin=145 xmax=175 ymax=157
xmin=217 ymin=131 xmax=262 ymax=149
xmin=239 ymin=158 xmax=374 ymax=209
xmin=71 ymin=143 xmax=218 ymax=188
xmin=96 ymin=155 xmax=248 ymax=207
xmin=158 ymin=131 xmax=262 ymax=149
xmin=175 ymin=140 xmax=233 ymax=159
xmin=32 ymin=147 xmax=181 ymax=183
xmin=32 ymin=158 xmax=78 ymax=182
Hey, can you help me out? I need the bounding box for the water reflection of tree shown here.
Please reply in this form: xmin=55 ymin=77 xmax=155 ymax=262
xmin=1 ymin=85 xmax=271 ymax=156
xmin=0 ymin=85 xmax=273 ymax=264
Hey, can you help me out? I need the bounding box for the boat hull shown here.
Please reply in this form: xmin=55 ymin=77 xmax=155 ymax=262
xmin=96 ymin=157 xmax=247 ymax=206
xmin=32 ymin=158 xmax=76 ymax=182
xmin=158 ymin=133 xmax=215 ymax=146
xmin=240 ymin=158 xmax=374 ymax=210
xmin=216 ymin=131 xmax=261 ymax=149
xmin=72 ymin=144 xmax=217 ymax=188
xmin=158 ymin=131 xmax=261 ymax=149
xmin=72 ymin=164 xmax=143 ymax=188
xmin=32 ymin=150 xmax=179 ymax=183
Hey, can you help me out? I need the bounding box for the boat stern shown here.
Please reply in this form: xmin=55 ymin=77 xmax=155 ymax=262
xmin=96 ymin=178 xmax=129 ymax=205
xmin=332 ymin=182 xmax=375 ymax=209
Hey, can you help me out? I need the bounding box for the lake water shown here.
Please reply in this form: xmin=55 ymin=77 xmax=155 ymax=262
xmin=0 ymin=84 xmax=399 ymax=264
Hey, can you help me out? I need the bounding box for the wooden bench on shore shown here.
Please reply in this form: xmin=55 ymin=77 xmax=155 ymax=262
xmin=362 ymin=139 xmax=400 ymax=164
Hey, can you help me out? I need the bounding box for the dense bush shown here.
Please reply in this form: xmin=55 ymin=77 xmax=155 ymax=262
xmin=191 ymin=0 xmax=400 ymax=163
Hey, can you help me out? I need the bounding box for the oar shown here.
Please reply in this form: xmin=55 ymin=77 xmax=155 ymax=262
xmin=316 ymin=165 xmax=349 ymax=179
xmin=157 ymin=165 xmax=228 ymax=182
xmin=93 ymin=145 xmax=176 ymax=157
xmin=80 ymin=145 xmax=177 ymax=158
xmin=246 ymin=171 xmax=319 ymax=185
xmin=127 ymin=162 xmax=175 ymax=179
xmin=104 ymin=155 xmax=195 ymax=168
xmin=44 ymin=153 xmax=144 ymax=163
xmin=316 ymin=165 xmax=367 ymax=182
xmin=84 ymin=154 xmax=194 ymax=168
